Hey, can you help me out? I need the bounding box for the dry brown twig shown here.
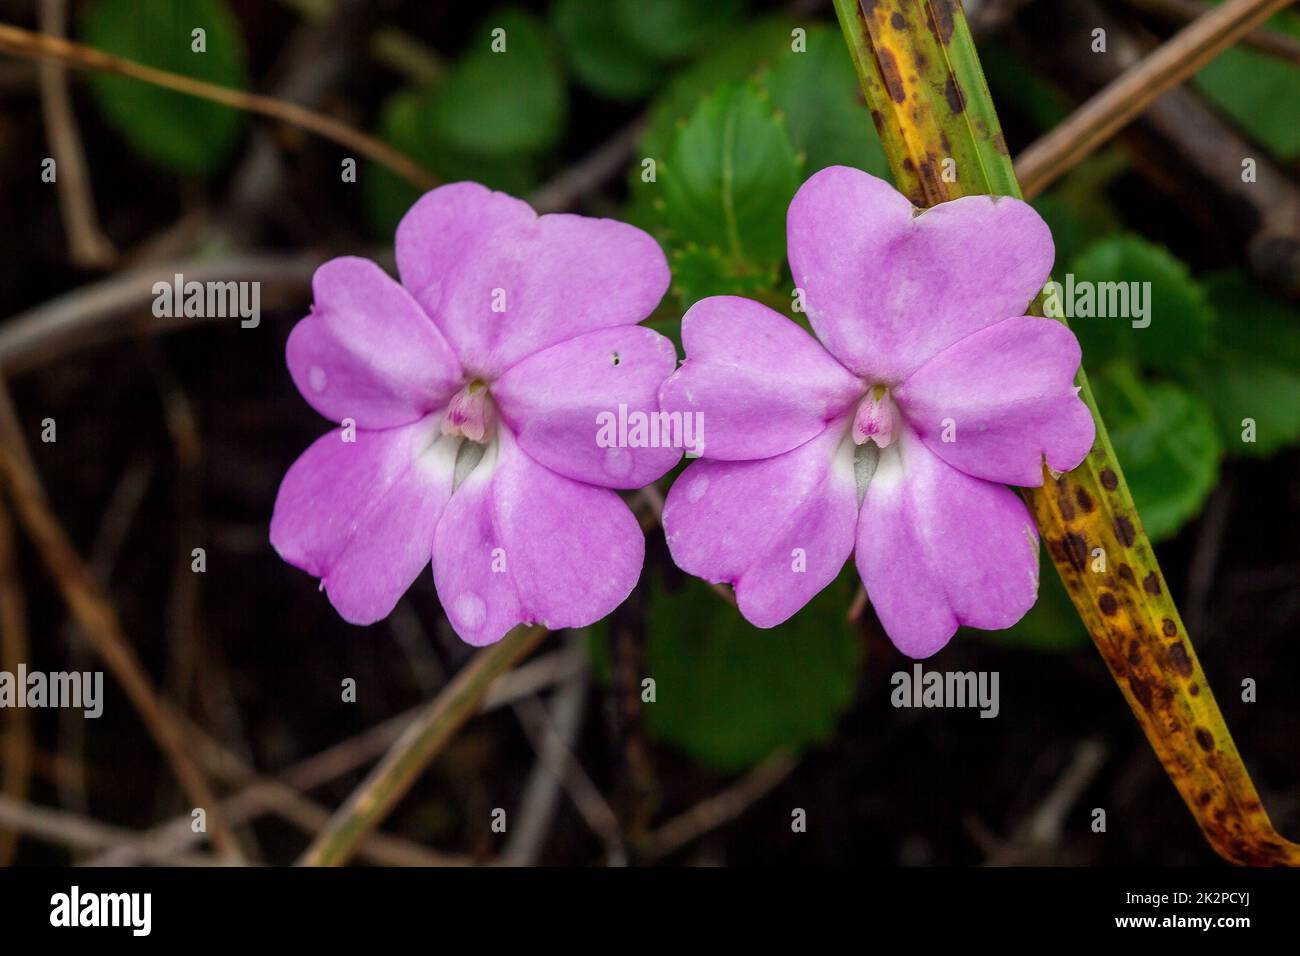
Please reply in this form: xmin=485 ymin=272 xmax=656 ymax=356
xmin=35 ymin=0 xmax=116 ymax=268
xmin=1023 ymin=0 xmax=1300 ymax=297
xmin=0 ymin=794 xmax=222 ymax=865
xmin=973 ymin=739 xmax=1109 ymax=866
xmin=296 ymin=625 xmax=549 ymax=867
xmin=0 ymin=500 xmax=32 ymax=865
xmin=88 ymin=645 xmax=583 ymax=865
xmin=0 ymin=22 xmax=438 ymax=191
xmin=58 ymin=457 xmax=155 ymax=818
xmin=1014 ymin=0 xmax=1297 ymax=198
xmin=1126 ymin=0 xmax=1300 ymax=65
xmin=642 ymin=750 xmax=798 ymax=863
xmin=0 ymin=376 xmax=243 ymax=861
xmin=509 ymin=666 xmax=627 ymax=866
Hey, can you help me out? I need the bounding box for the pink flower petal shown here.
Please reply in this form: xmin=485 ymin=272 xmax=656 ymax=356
xmin=662 ymin=423 xmax=858 ymax=627
xmin=395 ymin=182 xmax=535 ymax=319
xmin=855 ymin=430 xmax=1040 ymax=658
xmin=401 ymin=190 xmax=669 ymax=377
xmin=787 ymin=166 xmax=1054 ymax=383
xmin=432 ymin=431 xmax=644 ymax=646
xmin=492 ymin=326 xmax=681 ymax=489
xmin=659 ymin=296 xmax=865 ymax=461
xmin=287 ymin=257 xmax=463 ymax=428
xmin=894 ymin=316 xmax=1096 ymax=486
xmin=270 ymin=417 xmax=457 ymax=625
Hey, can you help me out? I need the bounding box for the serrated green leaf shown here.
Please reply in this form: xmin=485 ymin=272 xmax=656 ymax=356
xmin=1192 ymin=7 xmax=1300 ymax=159
xmin=659 ymin=82 xmax=800 ymax=272
xmin=669 ymin=243 xmax=781 ymax=308
xmin=638 ymin=17 xmax=796 ymax=165
xmin=427 ymin=9 xmax=566 ymax=158
xmin=1091 ymin=366 xmax=1222 ymax=541
xmin=645 ymin=574 xmax=861 ymax=771
xmin=760 ymin=26 xmax=889 ymax=178
xmin=552 ymin=0 xmax=663 ymax=101
xmin=1066 ymin=235 xmax=1213 ymax=376
xmin=81 ymin=0 xmax=247 ymax=173
xmin=1199 ymin=270 xmax=1300 ymax=458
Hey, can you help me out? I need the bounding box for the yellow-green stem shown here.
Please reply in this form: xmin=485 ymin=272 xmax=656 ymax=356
xmin=833 ymin=0 xmax=1300 ymax=865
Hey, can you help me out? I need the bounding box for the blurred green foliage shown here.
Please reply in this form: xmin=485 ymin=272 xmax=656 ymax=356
xmin=658 ymin=82 xmax=799 ymax=299
xmin=366 ymin=8 xmax=563 ymax=235
xmin=81 ymin=0 xmax=247 ymax=172
xmin=1068 ymin=236 xmax=1213 ymax=376
xmin=1193 ymin=5 xmax=1300 ymax=159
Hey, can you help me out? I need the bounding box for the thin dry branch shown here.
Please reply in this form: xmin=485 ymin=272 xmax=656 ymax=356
xmin=0 ymin=22 xmax=437 ymax=190
xmin=1126 ymin=0 xmax=1300 ymax=65
xmin=510 ymin=670 xmax=627 ymax=866
xmin=0 ymin=250 xmax=323 ymax=373
xmin=36 ymin=0 xmax=115 ymax=268
xmin=0 ymin=376 xmax=242 ymax=861
xmin=1024 ymin=0 xmax=1300 ymax=297
xmin=643 ymin=750 xmax=798 ymax=862
xmin=89 ymin=646 xmax=581 ymax=865
xmin=297 ymin=625 xmax=548 ymax=867
xmin=0 ymin=794 xmax=220 ymax=865
xmin=1014 ymin=0 xmax=1296 ymax=198
xmin=0 ymin=501 xmax=32 ymax=865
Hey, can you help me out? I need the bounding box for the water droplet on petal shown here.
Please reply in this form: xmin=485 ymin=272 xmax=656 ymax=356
xmin=309 ymin=365 xmax=328 ymax=393
xmin=603 ymin=445 xmax=633 ymax=479
xmin=452 ymin=592 xmax=486 ymax=632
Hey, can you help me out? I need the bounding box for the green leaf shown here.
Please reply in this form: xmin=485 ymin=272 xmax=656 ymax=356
xmin=760 ymin=25 xmax=889 ymax=178
xmin=669 ymin=243 xmax=781 ymax=308
xmin=637 ymin=17 xmax=796 ymax=165
xmin=614 ymin=0 xmax=743 ymax=63
xmin=552 ymin=0 xmax=663 ymax=101
xmin=983 ymin=550 xmax=1088 ymax=652
xmin=427 ymin=9 xmax=566 ymax=158
xmin=1091 ymin=365 xmax=1222 ymax=541
xmin=1192 ymin=7 xmax=1300 ymax=159
xmin=645 ymin=574 xmax=862 ymax=771
xmin=81 ymin=0 xmax=247 ymax=173
xmin=1065 ymin=235 xmax=1213 ymax=376
xmin=364 ymin=87 xmax=534 ymax=238
xmin=629 ymin=17 xmax=794 ymax=232
xmin=1198 ymin=271 xmax=1300 ymax=458
xmin=658 ymin=82 xmax=800 ymax=272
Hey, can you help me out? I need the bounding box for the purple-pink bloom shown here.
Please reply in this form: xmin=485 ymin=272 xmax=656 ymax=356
xmin=271 ymin=183 xmax=678 ymax=645
xmin=658 ymin=166 xmax=1096 ymax=659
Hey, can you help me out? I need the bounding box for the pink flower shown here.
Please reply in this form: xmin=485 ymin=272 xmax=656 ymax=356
xmin=658 ymin=167 xmax=1096 ymax=658
xmin=271 ymin=183 xmax=678 ymax=645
